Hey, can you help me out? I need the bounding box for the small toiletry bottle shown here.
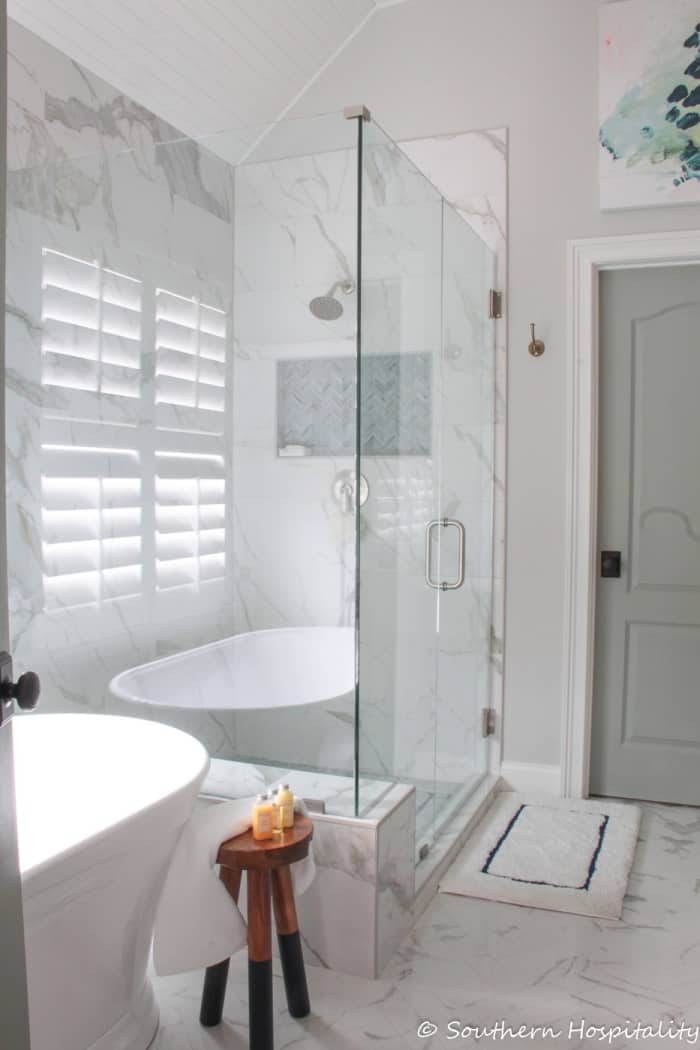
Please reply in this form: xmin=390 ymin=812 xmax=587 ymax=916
xmin=275 ymin=783 xmax=295 ymax=830
xmin=267 ymin=789 xmax=281 ymax=835
xmin=252 ymin=793 xmax=274 ymax=841
xmin=271 ymin=785 xmax=284 ymax=832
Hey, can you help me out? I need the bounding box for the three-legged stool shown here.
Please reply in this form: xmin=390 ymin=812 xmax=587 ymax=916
xmin=199 ymin=815 xmax=313 ymax=1050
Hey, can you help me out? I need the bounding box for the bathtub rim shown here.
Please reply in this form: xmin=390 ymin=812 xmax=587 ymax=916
xmin=15 ymin=712 xmax=209 ymax=884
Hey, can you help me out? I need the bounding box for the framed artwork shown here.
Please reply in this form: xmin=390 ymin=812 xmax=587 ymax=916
xmin=600 ymin=0 xmax=700 ymax=209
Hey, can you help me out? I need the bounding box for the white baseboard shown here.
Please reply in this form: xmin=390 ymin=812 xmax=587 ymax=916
xmin=499 ymin=762 xmax=561 ymax=795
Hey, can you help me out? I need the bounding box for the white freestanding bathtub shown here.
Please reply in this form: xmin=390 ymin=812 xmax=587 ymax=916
xmin=109 ymin=626 xmax=355 ymax=710
xmin=109 ymin=626 xmax=356 ymax=771
xmin=14 ymin=713 xmax=209 ymax=1050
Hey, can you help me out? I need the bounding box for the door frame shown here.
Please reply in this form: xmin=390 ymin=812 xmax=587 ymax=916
xmin=0 ymin=2 xmax=32 ymax=1045
xmin=561 ymin=229 xmax=700 ymax=798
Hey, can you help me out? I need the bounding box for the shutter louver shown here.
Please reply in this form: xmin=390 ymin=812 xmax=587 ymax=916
xmin=41 ymin=248 xmax=142 ymax=400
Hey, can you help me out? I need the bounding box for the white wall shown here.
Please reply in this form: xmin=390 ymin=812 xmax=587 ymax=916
xmin=290 ymin=0 xmax=700 ymax=769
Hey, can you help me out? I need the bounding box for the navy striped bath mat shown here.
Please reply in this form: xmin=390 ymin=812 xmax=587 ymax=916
xmin=440 ymin=793 xmax=641 ymax=919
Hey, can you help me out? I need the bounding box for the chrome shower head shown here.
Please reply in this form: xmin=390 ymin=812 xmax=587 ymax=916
xmin=309 ymin=279 xmax=355 ymax=321
xmin=309 ymin=294 xmax=343 ymax=321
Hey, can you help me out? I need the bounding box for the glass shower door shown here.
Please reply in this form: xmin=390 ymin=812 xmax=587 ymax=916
xmin=355 ymin=119 xmax=443 ymax=820
xmin=432 ymin=202 xmax=496 ymax=838
xmin=357 ymin=118 xmax=496 ymax=852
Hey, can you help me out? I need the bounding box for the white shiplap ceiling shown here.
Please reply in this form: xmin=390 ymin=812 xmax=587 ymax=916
xmin=8 ymin=0 xmax=403 ymax=143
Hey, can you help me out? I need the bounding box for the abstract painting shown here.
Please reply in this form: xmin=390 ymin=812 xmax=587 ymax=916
xmin=600 ymin=0 xmax=700 ymax=209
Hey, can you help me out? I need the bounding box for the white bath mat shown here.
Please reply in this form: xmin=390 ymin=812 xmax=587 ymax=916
xmin=440 ymin=793 xmax=641 ymax=919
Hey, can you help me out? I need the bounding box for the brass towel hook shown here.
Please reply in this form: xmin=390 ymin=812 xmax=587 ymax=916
xmin=528 ymin=323 xmax=545 ymax=357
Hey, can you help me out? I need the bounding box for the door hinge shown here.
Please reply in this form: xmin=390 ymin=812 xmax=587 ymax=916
xmin=488 ymin=289 xmax=502 ymax=320
xmin=481 ymin=707 xmax=497 ymax=738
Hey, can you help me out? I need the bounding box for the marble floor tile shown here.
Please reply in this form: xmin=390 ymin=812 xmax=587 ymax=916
xmin=151 ymin=802 xmax=700 ymax=1049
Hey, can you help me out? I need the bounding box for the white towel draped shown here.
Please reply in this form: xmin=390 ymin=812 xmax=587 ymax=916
xmin=153 ymin=798 xmax=316 ymax=976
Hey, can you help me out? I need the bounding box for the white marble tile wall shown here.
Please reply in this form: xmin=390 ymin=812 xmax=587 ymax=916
xmin=375 ymin=786 xmax=416 ymax=973
xmin=294 ymin=784 xmax=417 ymax=978
xmin=295 ymin=816 xmax=379 ymax=976
xmin=5 ymin=21 xmax=239 ymax=758
xmin=230 ymin=146 xmax=359 ymax=775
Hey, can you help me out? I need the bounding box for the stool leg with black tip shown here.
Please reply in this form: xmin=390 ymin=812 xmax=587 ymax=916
xmin=271 ymin=865 xmax=310 ymax=1019
xmin=199 ymin=867 xmax=242 ymax=1027
xmin=247 ymin=869 xmax=274 ymax=1050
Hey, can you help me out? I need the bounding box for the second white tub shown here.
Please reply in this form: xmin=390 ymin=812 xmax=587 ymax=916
xmin=109 ymin=626 xmax=356 ymax=771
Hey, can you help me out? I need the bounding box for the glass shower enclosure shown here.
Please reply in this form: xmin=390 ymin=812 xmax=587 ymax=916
xmin=5 ymin=107 xmax=496 ymax=862
xmin=355 ymin=116 xmax=496 ymax=852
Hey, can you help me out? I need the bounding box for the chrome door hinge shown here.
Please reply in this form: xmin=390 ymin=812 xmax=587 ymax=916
xmin=488 ymin=289 xmax=502 ymax=320
xmin=481 ymin=707 xmax=497 ymax=738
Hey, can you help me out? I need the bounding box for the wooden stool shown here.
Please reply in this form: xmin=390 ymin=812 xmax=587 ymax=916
xmin=199 ymin=815 xmax=313 ymax=1050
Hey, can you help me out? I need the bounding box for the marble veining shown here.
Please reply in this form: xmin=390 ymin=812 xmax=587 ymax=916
xmin=6 ymin=21 xmax=238 ymax=771
xmin=150 ymin=801 xmax=698 ymax=1049
xmin=8 ymin=23 xmax=233 ymax=222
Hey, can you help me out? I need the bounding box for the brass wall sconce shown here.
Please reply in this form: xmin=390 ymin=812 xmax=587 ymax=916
xmin=528 ymin=323 xmax=545 ymax=357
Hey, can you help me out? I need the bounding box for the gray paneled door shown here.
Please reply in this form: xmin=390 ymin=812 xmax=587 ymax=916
xmin=592 ymin=265 xmax=700 ymax=804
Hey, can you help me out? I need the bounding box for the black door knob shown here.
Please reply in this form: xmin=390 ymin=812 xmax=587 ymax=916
xmin=601 ymin=550 xmax=622 ymax=578
xmin=6 ymin=671 xmax=42 ymax=710
xmin=0 ymin=653 xmax=40 ymax=727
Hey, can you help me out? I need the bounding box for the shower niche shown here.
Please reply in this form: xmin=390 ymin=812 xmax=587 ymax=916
xmin=277 ymin=352 xmax=432 ymax=457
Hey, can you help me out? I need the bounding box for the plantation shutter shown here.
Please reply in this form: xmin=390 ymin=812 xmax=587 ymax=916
xmin=38 ymin=249 xmax=229 ymax=613
xmin=154 ymin=288 xmax=228 ymax=592
xmin=40 ymin=248 xmax=143 ymax=610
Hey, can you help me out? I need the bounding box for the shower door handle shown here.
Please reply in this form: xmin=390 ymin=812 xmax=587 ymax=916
xmin=425 ymin=518 xmax=466 ymax=591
